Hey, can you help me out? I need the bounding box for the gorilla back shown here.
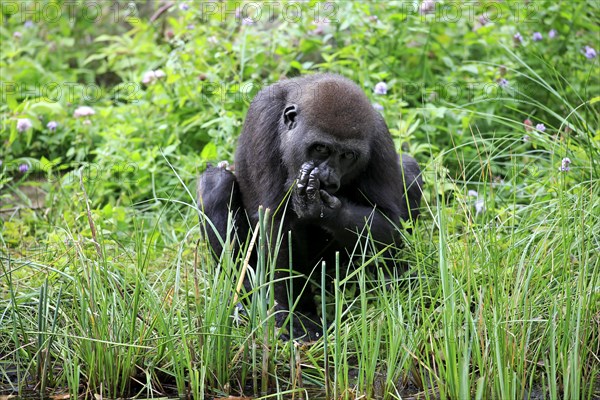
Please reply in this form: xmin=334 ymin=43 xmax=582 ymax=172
xmin=198 ymin=73 xmax=422 ymax=339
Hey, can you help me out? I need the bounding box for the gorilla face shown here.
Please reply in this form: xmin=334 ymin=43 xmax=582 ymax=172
xmin=280 ymin=102 xmax=371 ymax=195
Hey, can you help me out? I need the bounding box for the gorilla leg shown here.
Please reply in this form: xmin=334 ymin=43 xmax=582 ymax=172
xmin=197 ymin=164 xmax=248 ymax=259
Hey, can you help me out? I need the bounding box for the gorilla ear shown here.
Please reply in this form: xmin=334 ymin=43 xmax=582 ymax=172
xmin=283 ymin=104 xmax=298 ymax=130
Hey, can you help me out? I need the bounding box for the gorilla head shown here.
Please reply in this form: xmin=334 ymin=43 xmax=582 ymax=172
xmin=198 ymin=73 xmax=422 ymax=339
xmin=279 ymin=78 xmax=375 ymax=191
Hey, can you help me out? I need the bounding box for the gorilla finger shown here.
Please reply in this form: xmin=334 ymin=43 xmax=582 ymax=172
xmin=320 ymin=190 xmax=342 ymax=209
xmin=298 ymin=161 xmax=315 ymax=187
xmin=306 ymin=168 xmax=321 ymax=199
xmin=299 ymin=161 xmax=315 ymax=176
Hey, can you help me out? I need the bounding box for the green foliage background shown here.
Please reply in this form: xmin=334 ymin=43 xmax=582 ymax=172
xmin=0 ymin=1 xmax=599 ymax=398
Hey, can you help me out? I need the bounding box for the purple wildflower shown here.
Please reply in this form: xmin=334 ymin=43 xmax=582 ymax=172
xmin=179 ymin=2 xmax=189 ymax=11
xmin=536 ymin=123 xmax=546 ymax=132
xmin=311 ymin=18 xmax=331 ymax=35
xmin=187 ymin=24 xmax=195 ymax=30
xmin=584 ymin=46 xmax=597 ymax=59
xmin=419 ymin=0 xmax=436 ymax=15
xmin=19 ymin=164 xmax=29 ymax=173
xmin=559 ymin=157 xmax=571 ymax=172
xmin=24 ymin=20 xmax=34 ymax=28
xmin=513 ymin=32 xmax=523 ymax=44
xmin=497 ymin=78 xmax=509 ymax=88
xmin=242 ymin=17 xmax=254 ymax=26
xmin=549 ymin=29 xmax=557 ymax=39
xmin=17 ymin=118 xmax=32 ymax=132
xmin=47 ymin=121 xmax=58 ymax=131
xmin=13 ymin=31 xmax=22 ymax=39
xmin=372 ymin=103 xmax=384 ymax=111
xmin=374 ymin=81 xmax=388 ymax=95
xmin=532 ymin=32 xmax=543 ymax=41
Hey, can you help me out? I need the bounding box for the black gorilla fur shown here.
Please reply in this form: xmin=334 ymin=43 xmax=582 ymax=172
xmin=198 ymin=73 xmax=422 ymax=339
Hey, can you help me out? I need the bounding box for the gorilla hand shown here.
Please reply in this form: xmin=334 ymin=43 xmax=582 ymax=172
xmin=294 ymin=161 xmax=342 ymax=220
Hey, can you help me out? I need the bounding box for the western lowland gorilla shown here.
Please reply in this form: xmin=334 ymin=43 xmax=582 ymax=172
xmin=198 ymin=73 xmax=422 ymax=340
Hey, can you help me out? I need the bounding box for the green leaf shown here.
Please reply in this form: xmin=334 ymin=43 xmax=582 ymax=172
xmin=200 ymin=142 xmax=217 ymax=161
xmin=28 ymin=101 xmax=66 ymax=117
xmin=83 ymin=53 xmax=108 ymax=66
xmin=9 ymin=127 xmax=18 ymax=146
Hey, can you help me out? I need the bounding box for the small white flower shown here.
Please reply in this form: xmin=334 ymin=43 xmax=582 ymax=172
xmin=142 ymin=70 xmax=167 ymax=85
xmin=535 ymin=123 xmax=546 ymax=132
xmin=73 ymin=106 xmax=95 ymax=118
xmin=217 ymin=160 xmax=230 ymax=170
xmin=468 ymin=190 xmax=485 ymax=215
xmin=475 ymin=198 xmax=485 ymax=215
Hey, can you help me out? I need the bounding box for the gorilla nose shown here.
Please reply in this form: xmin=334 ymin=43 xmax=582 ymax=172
xmin=317 ymin=163 xmax=340 ymax=193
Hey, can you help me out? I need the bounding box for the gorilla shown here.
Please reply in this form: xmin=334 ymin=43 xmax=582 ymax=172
xmin=198 ymin=73 xmax=422 ymax=339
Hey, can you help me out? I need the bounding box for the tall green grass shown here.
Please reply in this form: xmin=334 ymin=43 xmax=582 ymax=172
xmin=1 ymin=144 xmax=598 ymax=399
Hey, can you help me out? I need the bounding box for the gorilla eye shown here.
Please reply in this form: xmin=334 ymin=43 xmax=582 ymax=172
xmin=314 ymin=144 xmax=330 ymax=155
xmin=342 ymin=152 xmax=356 ymax=160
